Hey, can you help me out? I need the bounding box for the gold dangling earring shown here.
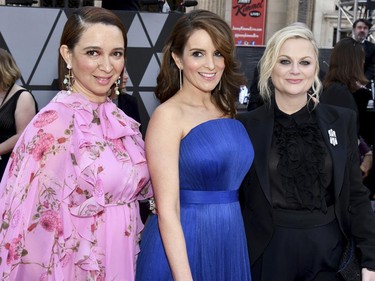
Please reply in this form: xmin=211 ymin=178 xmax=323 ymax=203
xmin=179 ymin=68 xmax=183 ymax=90
xmin=114 ymin=77 xmax=121 ymax=95
xmin=63 ymin=64 xmax=73 ymax=93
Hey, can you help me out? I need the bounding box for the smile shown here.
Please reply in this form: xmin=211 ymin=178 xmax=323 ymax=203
xmin=287 ymin=79 xmax=303 ymax=84
xmin=95 ymin=76 xmax=112 ymax=85
xmin=200 ymin=73 xmax=216 ymax=80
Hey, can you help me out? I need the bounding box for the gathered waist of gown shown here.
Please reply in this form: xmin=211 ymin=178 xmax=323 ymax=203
xmin=180 ymin=189 xmax=238 ymax=204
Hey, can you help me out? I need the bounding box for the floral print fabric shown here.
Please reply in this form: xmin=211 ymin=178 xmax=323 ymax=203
xmin=0 ymin=91 xmax=152 ymax=280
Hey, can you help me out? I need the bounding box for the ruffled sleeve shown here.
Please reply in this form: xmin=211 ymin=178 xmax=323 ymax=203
xmin=0 ymin=91 xmax=152 ymax=279
xmin=0 ymin=98 xmax=80 ymax=276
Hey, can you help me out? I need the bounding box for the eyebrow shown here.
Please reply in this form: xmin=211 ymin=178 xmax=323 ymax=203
xmin=188 ymin=48 xmax=205 ymax=52
xmin=278 ymin=55 xmax=313 ymax=60
xmin=188 ymin=48 xmax=220 ymax=54
xmin=82 ymin=46 xmax=125 ymax=51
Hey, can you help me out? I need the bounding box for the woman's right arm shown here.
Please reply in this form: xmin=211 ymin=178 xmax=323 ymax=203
xmin=145 ymin=105 xmax=193 ymax=281
xmin=0 ymin=91 xmax=36 ymax=156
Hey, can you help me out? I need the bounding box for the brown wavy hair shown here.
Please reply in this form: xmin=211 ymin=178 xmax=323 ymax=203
xmin=0 ymin=48 xmax=21 ymax=91
xmin=155 ymin=9 xmax=246 ymax=118
xmin=323 ymin=37 xmax=368 ymax=93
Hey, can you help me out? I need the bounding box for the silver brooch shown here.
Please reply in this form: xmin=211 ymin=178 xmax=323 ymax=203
xmin=328 ymin=129 xmax=338 ymax=146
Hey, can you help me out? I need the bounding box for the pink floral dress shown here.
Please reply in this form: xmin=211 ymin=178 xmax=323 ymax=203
xmin=0 ymin=91 xmax=152 ymax=281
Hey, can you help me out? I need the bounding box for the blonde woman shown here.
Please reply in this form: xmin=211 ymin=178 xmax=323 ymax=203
xmin=239 ymin=25 xmax=375 ymax=281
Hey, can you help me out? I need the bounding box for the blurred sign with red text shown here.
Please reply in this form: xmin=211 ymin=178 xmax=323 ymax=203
xmin=231 ymin=0 xmax=267 ymax=46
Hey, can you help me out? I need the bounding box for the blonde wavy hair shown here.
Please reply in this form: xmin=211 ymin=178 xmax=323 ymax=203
xmin=258 ymin=25 xmax=322 ymax=104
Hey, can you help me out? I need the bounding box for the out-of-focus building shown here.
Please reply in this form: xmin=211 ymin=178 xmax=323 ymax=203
xmin=196 ymin=0 xmax=374 ymax=48
xmin=1 ymin=0 xmax=373 ymax=47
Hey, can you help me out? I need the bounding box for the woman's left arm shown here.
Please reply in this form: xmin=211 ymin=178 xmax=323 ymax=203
xmin=0 ymin=91 xmax=36 ymax=155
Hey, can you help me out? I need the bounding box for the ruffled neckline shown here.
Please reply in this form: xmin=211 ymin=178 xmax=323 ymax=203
xmin=52 ymin=90 xmax=140 ymax=140
xmin=52 ymin=90 xmax=148 ymax=216
xmin=273 ymin=104 xmax=329 ymax=212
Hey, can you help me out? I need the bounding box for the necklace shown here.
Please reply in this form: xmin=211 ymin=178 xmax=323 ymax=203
xmin=0 ymin=84 xmax=14 ymax=107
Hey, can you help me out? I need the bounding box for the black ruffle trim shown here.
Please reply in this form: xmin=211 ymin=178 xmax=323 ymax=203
xmin=274 ymin=118 xmax=328 ymax=212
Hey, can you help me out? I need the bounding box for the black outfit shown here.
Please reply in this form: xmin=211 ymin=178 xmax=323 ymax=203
xmin=238 ymin=99 xmax=375 ymax=281
xmin=117 ymin=93 xmax=141 ymax=124
xmin=270 ymin=104 xmax=334 ymax=211
xmin=321 ymin=82 xmax=374 ymax=192
xmin=321 ymin=82 xmax=372 ymax=144
xmin=353 ymin=87 xmax=373 ymax=144
xmin=247 ymin=65 xmax=264 ymax=111
xmin=361 ymin=40 xmax=375 ymax=82
xmin=102 ymin=0 xmax=140 ymax=11
xmin=0 ymin=89 xmax=38 ymax=180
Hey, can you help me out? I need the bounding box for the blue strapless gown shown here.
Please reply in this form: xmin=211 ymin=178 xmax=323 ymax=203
xmin=136 ymin=118 xmax=254 ymax=281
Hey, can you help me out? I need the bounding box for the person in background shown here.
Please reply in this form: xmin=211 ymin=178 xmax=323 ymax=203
xmin=102 ymin=0 xmax=141 ymax=11
xmin=321 ymin=37 xmax=373 ymax=184
xmin=136 ymin=9 xmax=253 ymax=281
xmin=0 ymin=6 xmax=152 ymax=280
xmin=246 ymin=64 xmax=264 ymax=111
xmin=238 ymin=25 xmax=375 ymax=281
xmin=0 ymin=48 xmax=37 ymax=182
xmin=352 ymin=18 xmax=375 ymax=82
xmin=111 ymin=67 xmax=141 ymax=124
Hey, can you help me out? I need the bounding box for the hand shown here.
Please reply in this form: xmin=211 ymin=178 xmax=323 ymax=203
xmin=362 ymin=268 xmax=375 ymax=280
xmin=360 ymin=153 xmax=373 ymax=179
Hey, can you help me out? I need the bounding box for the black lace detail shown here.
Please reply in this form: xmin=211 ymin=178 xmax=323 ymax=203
xmin=274 ymin=117 xmax=328 ymax=212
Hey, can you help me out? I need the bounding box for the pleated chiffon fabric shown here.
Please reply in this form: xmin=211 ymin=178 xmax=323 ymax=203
xmin=0 ymin=91 xmax=152 ymax=280
xmin=136 ymin=118 xmax=254 ymax=281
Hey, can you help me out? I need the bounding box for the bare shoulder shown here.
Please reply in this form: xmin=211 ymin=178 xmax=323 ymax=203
xmin=17 ymin=89 xmax=33 ymax=97
xmin=149 ymin=101 xmax=183 ymax=129
xmin=146 ymin=100 xmax=185 ymax=146
xmin=17 ymin=90 xmax=35 ymax=104
xmin=15 ymin=90 xmax=36 ymax=115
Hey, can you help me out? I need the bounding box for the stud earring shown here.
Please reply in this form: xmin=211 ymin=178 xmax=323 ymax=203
xmin=63 ymin=64 xmax=73 ymax=93
xmin=114 ymin=77 xmax=121 ymax=95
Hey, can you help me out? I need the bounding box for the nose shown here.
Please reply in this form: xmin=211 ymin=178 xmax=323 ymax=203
xmin=205 ymin=55 xmax=215 ymax=70
xmin=123 ymin=71 xmax=129 ymax=80
xmin=98 ymin=56 xmax=113 ymax=72
xmin=122 ymin=74 xmax=128 ymax=88
xmin=290 ymin=62 xmax=300 ymax=74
